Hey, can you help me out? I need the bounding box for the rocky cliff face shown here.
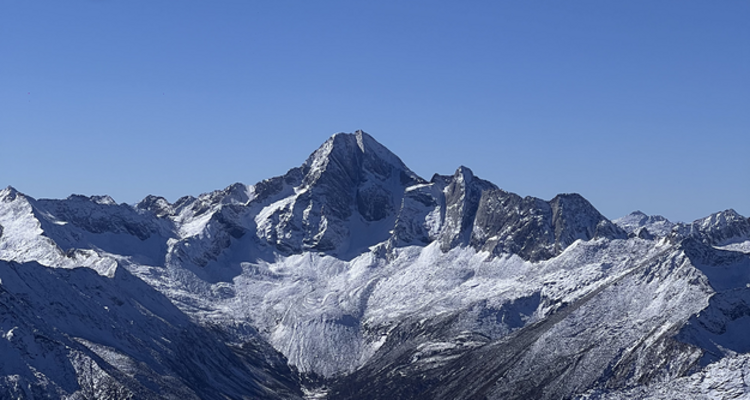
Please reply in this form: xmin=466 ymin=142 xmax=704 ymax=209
xmin=391 ymin=165 xmax=626 ymax=262
xmin=1 ymin=132 xmax=749 ymax=399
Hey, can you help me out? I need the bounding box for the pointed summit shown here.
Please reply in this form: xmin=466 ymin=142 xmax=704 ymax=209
xmin=548 ymin=193 xmax=626 ymax=250
xmin=300 ymin=131 xmax=422 ymax=190
xmin=0 ymin=186 xmax=21 ymax=202
xmin=453 ymin=166 xmax=474 ymax=184
xmin=254 ymin=131 xmax=425 ymax=255
xmin=438 ymin=166 xmax=496 ymax=251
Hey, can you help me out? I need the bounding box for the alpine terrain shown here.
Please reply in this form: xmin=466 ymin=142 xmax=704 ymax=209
xmin=1 ymin=131 xmax=749 ymax=399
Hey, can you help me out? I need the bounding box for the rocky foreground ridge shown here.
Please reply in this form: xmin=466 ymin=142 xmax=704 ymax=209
xmin=1 ymin=131 xmax=749 ymax=399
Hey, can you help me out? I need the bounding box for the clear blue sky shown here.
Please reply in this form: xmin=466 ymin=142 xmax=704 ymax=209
xmin=1 ymin=1 xmax=748 ymax=222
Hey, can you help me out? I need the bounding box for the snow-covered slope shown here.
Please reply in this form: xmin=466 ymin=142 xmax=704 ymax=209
xmin=2 ymin=130 xmax=749 ymax=399
xmin=0 ymin=260 xmax=301 ymax=399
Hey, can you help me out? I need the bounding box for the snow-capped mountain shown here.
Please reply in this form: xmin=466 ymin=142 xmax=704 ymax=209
xmin=1 ymin=131 xmax=749 ymax=399
xmin=613 ymin=210 xmax=676 ymax=238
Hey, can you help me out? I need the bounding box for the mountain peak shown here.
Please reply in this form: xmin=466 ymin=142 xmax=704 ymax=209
xmin=135 ymin=195 xmax=173 ymax=217
xmin=253 ymin=132 xmax=425 ymax=255
xmin=0 ymin=186 xmax=21 ymax=202
xmin=694 ymin=209 xmax=746 ymax=227
xmin=453 ymin=166 xmax=474 ymax=183
xmin=613 ymin=210 xmax=675 ymax=237
xmin=687 ymin=209 xmax=750 ymax=245
xmin=301 ymin=131 xmax=422 ymax=188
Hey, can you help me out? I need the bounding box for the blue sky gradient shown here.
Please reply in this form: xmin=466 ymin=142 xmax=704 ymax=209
xmin=1 ymin=1 xmax=748 ymax=222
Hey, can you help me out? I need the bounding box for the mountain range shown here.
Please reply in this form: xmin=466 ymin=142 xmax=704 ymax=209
xmin=1 ymin=131 xmax=749 ymax=399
